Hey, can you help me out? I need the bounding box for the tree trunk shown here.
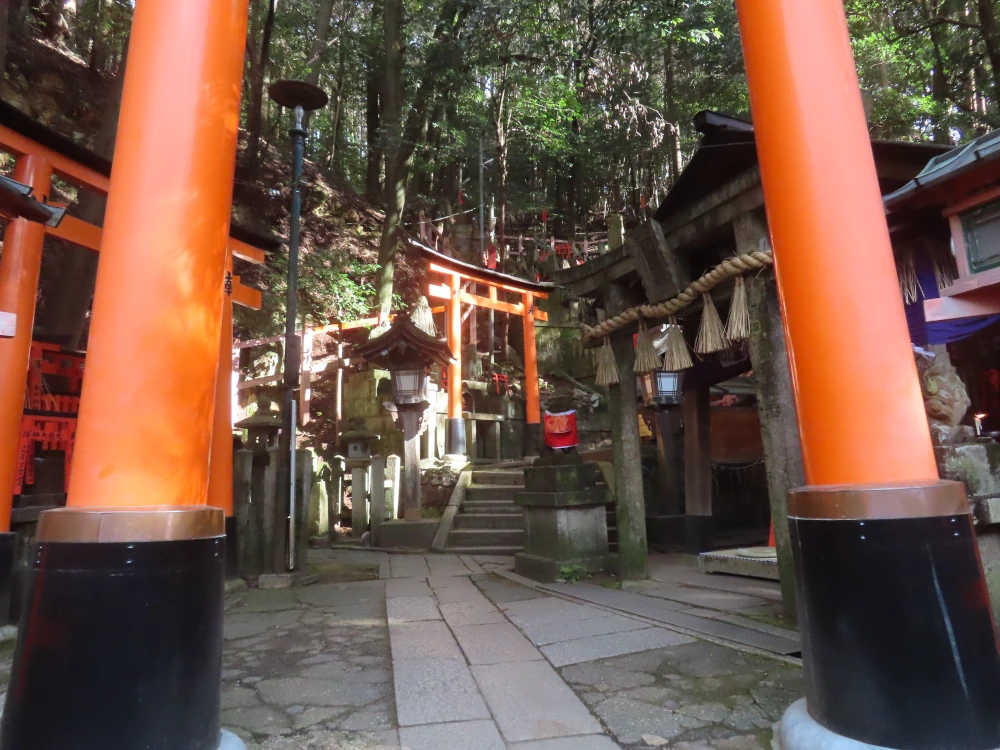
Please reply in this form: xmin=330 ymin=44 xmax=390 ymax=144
xmin=663 ymin=42 xmax=681 ymax=185
xmin=376 ymin=0 xmax=405 ymax=319
xmin=326 ymin=39 xmax=347 ymax=176
xmin=89 ymin=0 xmax=110 ymax=71
xmin=0 ymin=0 xmax=9 ymax=81
xmin=41 ymin=36 xmax=129 ymax=347
xmin=382 ymin=0 xmax=402 ymax=204
xmin=9 ymin=0 xmax=29 ymax=33
xmin=979 ymin=0 xmax=1000 ymax=116
xmin=375 ymin=0 xmax=473 ymax=320
xmin=245 ymin=0 xmax=276 ymax=177
xmin=364 ymin=0 xmax=383 ymax=200
xmin=302 ymin=0 xmax=335 ymax=130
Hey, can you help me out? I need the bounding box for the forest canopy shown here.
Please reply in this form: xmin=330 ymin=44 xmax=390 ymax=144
xmin=4 ymin=0 xmax=999 ymax=332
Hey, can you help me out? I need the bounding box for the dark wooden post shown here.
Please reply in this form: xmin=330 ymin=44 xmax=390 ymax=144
xmin=654 ymin=411 xmax=683 ymax=515
xmin=736 ymin=210 xmax=805 ymax=616
xmin=234 ymin=448 xmax=260 ymax=578
xmin=606 ymin=280 xmax=649 ymax=580
xmin=370 ymin=455 xmax=386 ymax=543
xmin=683 ymin=379 xmax=712 ymax=553
xmin=400 ymin=408 xmax=423 ymax=520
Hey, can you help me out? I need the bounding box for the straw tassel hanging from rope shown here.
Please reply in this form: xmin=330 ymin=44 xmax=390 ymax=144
xmin=633 ymin=320 xmax=662 ymax=373
xmin=596 ymin=337 xmax=619 ymax=386
xmin=725 ymin=277 xmax=750 ymax=341
xmin=663 ymin=316 xmax=693 ymax=371
xmin=694 ymin=293 xmax=729 ymax=354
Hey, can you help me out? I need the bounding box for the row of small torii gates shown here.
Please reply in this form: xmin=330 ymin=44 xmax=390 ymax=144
xmin=232 ymin=243 xmax=551 ymax=459
xmin=0 ymin=94 xmax=552 ymax=536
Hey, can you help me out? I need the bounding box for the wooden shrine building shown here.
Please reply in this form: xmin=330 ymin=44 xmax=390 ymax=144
xmin=553 ymin=111 xmax=949 ymax=609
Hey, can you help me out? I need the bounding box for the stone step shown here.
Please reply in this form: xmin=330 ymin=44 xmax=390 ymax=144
xmin=444 ymin=546 xmax=522 ymax=556
xmin=453 ymin=513 xmax=523 ymax=530
xmin=447 ymin=528 xmax=524 ymax=548
xmin=471 ymin=470 xmax=526 ymax=486
xmin=466 ymin=485 xmax=523 ymax=501
xmin=461 ymin=500 xmax=522 ymax=515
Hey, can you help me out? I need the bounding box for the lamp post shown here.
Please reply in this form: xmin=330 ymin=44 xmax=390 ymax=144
xmin=268 ymin=80 xmax=327 ymax=572
xmin=638 ymin=370 xmax=683 ymax=409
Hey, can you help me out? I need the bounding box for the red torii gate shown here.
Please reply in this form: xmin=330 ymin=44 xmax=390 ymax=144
xmin=0 ymin=103 xmax=272 ymax=533
xmin=414 ymin=242 xmax=554 ymax=455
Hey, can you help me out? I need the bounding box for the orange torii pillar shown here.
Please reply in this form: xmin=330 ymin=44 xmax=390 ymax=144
xmin=736 ymin=1 xmax=1000 ymax=748
xmin=446 ymin=273 xmax=466 ymax=455
xmin=522 ymin=291 xmax=541 ymax=454
xmin=0 ymin=154 xmax=52 ymax=615
xmin=0 ymin=1 xmax=251 ymax=749
xmin=208 ymin=247 xmax=236 ymax=569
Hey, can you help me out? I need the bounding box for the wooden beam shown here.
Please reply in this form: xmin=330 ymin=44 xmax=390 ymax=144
xmin=0 ymin=125 xmax=110 ymax=194
xmin=428 ymin=263 xmax=549 ymax=299
xmin=228 ymin=237 xmax=266 ymax=265
xmin=683 ymin=379 xmax=713 ymax=553
xmin=663 ymin=184 xmax=765 ymax=253
xmin=660 ymin=166 xmax=761 ymax=237
xmin=44 ymin=214 xmax=102 ymax=250
xmin=924 ymin=288 xmax=1000 ymax=322
xmin=40 ymin=210 xmax=270 ymax=271
xmin=232 ymin=276 xmax=262 ymax=310
xmin=428 ymin=283 xmax=548 ymax=320
xmin=237 ymin=373 xmax=283 ymax=390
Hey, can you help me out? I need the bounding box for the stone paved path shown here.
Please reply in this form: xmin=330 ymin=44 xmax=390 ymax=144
xmin=221 ymin=551 xmax=801 ymax=749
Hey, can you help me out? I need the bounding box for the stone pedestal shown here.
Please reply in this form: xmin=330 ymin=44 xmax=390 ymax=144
xmin=348 ymin=459 xmax=370 ymax=539
xmin=514 ymin=454 xmax=612 ymax=582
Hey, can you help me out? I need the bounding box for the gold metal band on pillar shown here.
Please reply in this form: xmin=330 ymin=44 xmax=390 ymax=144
xmin=788 ymin=480 xmax=968 ymax=521
xmin=36 ymin=506 xmax=225 ymax=543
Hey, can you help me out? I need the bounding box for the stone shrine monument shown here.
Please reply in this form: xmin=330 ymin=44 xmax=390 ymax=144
xmin=514 ymin=453 xmax=612 ymax=581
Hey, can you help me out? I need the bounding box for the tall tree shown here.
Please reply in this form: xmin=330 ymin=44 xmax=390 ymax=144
xmin=301 ymin=0 xmax=335 ymax=129
xmin=245 ymin=0 xmax=277 ymax=176
xmin=364 ymin=0 xmax=384 ymax=199
xmin=375 ymin=0 xmax=475 ymax=320
xmin=978 ymin=0 xmax=1000 ymax=113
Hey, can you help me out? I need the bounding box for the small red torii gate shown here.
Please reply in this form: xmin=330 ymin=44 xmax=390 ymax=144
xmin=414 ymin=242 xmax=555 ymax=455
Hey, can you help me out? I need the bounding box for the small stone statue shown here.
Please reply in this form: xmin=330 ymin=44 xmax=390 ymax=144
xmin=915 ymin=348 xmax=973 ymax=444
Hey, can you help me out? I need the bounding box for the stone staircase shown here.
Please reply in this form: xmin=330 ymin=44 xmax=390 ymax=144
xmin=444 ymin=466 xmax=526 ymax=555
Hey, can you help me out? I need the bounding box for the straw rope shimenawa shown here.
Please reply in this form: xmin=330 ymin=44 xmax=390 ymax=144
xmin=583 ymin=250 xmax=774 ymax=340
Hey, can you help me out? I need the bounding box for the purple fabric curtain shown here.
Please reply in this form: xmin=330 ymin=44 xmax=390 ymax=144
xmin=904 ymin=249 xmax=1000 ymax=345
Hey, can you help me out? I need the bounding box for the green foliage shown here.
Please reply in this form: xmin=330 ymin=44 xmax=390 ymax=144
xmin=557 ymin=565 xmax=592 ymax=583
xmin=35 ymin=0 xmax=999 ymax=340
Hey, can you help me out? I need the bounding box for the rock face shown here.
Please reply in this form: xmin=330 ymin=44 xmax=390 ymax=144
xmin=915 ymin=350 xmax=1000 ymax=624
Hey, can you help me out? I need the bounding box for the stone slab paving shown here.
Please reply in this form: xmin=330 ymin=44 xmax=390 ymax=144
xmin=560 ymin=641 xmax=801 ymax=748
xmin=473 ymin=566 xmax=803 ymax=749
xmin=541 ymin=627 xmax=697 ymax=668
xmin=541 ymin=582 xmax=800 ymax=656
xmin=393 ymin=657 xmax=492 ymax=726
xmin=472 ymin=661 xmax=605 ymax=741
xmin=222 ymin=579 xmax=401 ymax=749
xmin=217 ymin=552 xmax=800 ymax=749
xmin=399 ymin=719 xmax=506 ymax=750
xmin=452 ymin=621 xmax=543 ymax=665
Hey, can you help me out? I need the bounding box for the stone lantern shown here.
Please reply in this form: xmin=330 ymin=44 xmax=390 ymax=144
xmin=353 ymin=313 xmax=455 ymax=519
xmin=235 ymin=396 xmax=282 ymax=452
xmin=339 ymin=420 xmax=380 ymax=460
xmin=338 ymin=419 xmax=380 ymax=538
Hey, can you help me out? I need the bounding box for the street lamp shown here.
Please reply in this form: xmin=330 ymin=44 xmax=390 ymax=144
xmin=268 ymin=79 xmax=328 ymax=572
xmin=639 ymin=370 xmax=683 ymax=409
